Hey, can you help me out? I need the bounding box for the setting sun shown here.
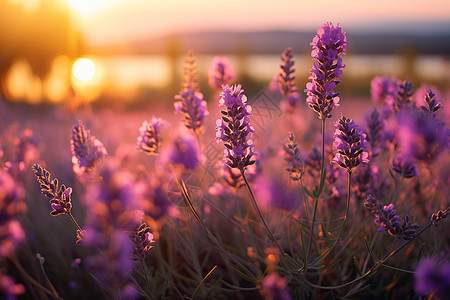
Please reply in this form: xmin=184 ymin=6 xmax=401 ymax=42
xmin=65 ymin=0 xmax=120 ymax=18
xmin=72 ymin=58 xmax=96 ymax=82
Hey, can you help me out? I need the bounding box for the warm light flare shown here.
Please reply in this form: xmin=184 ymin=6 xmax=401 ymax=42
xmin=65 ymin=0 xmax=120 ymax=18
xmin=72 ymin=58 xmax=96 ymax=82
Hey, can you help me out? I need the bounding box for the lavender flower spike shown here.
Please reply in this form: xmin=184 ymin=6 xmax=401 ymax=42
xmin=332 ymin=116 xmax=369 ymax=173
xmin=175 ymin=51 xmax=209 ymax=135
xmin=71 ymin=120 xmax=107 ymax=175
xmin=216 ymin=84 xmax=255 ymax=172
xmin=305 ymin=22 xmax=348 ymax=120
xmin=283 ymin=133 xmax=303 ymax=181
xmin=278 ymin=47 xmax=299 ymax=112
xmin=137 ymin=117 xmax=164 ymax=155
xmin=208 ymin=56 xmax=235 ymax=89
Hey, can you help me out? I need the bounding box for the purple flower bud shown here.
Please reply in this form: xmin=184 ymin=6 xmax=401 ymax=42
xmin=391 ymin=155 xmax=418 ymax=178
xmin=278 ymin=48 xmax=300 ymax=112
xmin=364 ymin=108 xmax=386 ymax=157
xmin=370 ymin=76 xmax=400 ymax=105
xmin=216 ymin=84 xmax=255 ymax=172
xmin=393 ymin=80 xmax=414 ymax=113
xmin=71 ymin=121 xmax=107 ymax=175
xmin=283 ymin=133 xmax=303 ymax=181
xmin=260 ymin=273 xmax=292 ymax=300
xmin=332 ymin=116 xmax=369 ymax=173
xmin=208 ymin=56 xmax=235 ymax=89
xmin=174 ymin=89 xmax=209 ymax=135
xmin=137 ymin=117 xmax=164 ymax=155
xmin=164 ymin=134 xmax=200 ymax=171
xmin=305 ymin=22 xmax=347 ymax=120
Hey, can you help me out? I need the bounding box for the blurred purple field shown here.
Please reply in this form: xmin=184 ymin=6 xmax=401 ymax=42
xmin=0 ymin=10 xmax=449 ymax=300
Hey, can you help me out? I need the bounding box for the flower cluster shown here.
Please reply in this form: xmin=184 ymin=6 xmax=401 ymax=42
xmin=364 ymin=108 xmax=385 ymax=157
xmin=430 ymin=207 xmax=449 ymax=227
xmin=32 ymin=164 xmax=73 ymax=216
xmin=397 ymin=109 xmax=448 ymax=161
xmin=174 ymin=52 xmax=209 ymax=135
xmin=129 ymin=223 xmax=155 ymax=261
xmin=393 ymin=80 xmax=413 ymax=113
xmin=278 ymin=47 xmax=299 ymax=112
xmin=305 ymin=22 xmax=347 ymax=120
xmin=71 ymin=121 xmax=108 ymax=175
xmin=420 ymin=89 xmax=442 ymax=117
xmin=370 ymin=76 xmax=400 ymax=105
xmin=415 ymin=257 xmax=450 ymax=299
xmin=364 ymin=195 xmax=418 ymax=240
xmin=332 ymin=116 xmax=369 ymax=173
xmin=82 ymin=161 xmax=143 ymax=299
xmin=208 ymin=56 xmax=235 ymax=89
xmin=216 ymin=84 xmax=255 ymax=172
xmin=137 ymin=117 xmax=164 ymax=155
xmin=391 ymin=155 xmax=418 ymax=178
xmin=164 ymin=134 xmax=200 ymax=171
xmin=283 ymin=133 xmax=303 ymax=181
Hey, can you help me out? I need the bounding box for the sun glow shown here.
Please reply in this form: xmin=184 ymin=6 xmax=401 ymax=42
xmin=65 ymin=0 xmax=120 ymax=18
xmin=72 ymin=58 xmax=96 ymax=82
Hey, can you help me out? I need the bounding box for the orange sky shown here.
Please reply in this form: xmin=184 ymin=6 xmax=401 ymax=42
xmin=12 ymin=0 xmax=450 ymax=45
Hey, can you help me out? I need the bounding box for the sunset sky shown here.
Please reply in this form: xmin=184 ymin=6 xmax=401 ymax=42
xmin=65 ymin=0 xmax=450 ymax=45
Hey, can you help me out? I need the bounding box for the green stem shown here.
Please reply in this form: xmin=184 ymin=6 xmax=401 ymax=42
xmin=241 ymin=170 xmax=284 ymax=255
xmin=305 ymin=118 xmax=326 ymax=273
xmin=176 ymin=177 xmax=257 ymax=280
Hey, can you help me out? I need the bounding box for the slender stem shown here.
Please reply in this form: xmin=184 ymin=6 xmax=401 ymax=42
xmin=332 ymin=171 xmax=352 ymax=249
xmin=305 ymin=118 xmax=326 ymax=273
xmin=9 ymin=256 xmax=55 ymax=298
xmin=321 ymin=118 xmax=326 ymax=176
xmin=176 ymin=177 xmax=257 ymax=280
xmin=67 ymin=211 xmax=83 ymax=232
xmin=241 ymin=170 xmax=284 ymax=255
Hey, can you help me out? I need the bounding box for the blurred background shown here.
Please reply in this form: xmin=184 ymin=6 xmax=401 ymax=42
xmin=0 ymin=0 xmax=449 ymax=107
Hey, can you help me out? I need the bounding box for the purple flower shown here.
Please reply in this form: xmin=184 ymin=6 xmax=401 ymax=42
xmin=283 ymin=133 xmax=303 ymax=181
xmin=216 ymin=84 xmax=255 ymax=172
xmin=71 ymin=120 xmax=108 ymax=175
xmin=208 ymin=56 xmax=235 ymax=89
xmin=370 ymin=76 xmax=400 ymax=105
xmin=165 ymin=134 xmax=200 ymax=171
xmin=84 ymin=160 xmax=143 ymax=232
xmin=353 ymin=164 xmax=380 ymax=202
xmin=32 ymin=164 xmax=73 ymax=217
xmin=305 ymin=22 xmax=347 ymax=120
xmin=393 ymin=80 xmax=414 ymax=113
xmin=391 ymin=155 xmax=418 ymax=178
xmin=415 ymin=257 xmax=450 ymax=299
xmin=137 ymin=117 xmax=164 ymax=155
xmin=278 ymin=47 xmax=300 ymax=112
xmin=174 ymin=88 xmax=209 ymax=135
xmin=397 ymin=109 xmax=448 ymax=161
xmin=430 ymin=207 xmax=449 ymax=227
xmin=129 ymin=223 xmax=155 ymax=261
xmin=332 ymin=116 xmax=369 ymax=173
xmin=364 ymin=195 xmax=418 ymax=240
xmin=420 ymin=89 xmax=443 ymax=117
xmin=260 ymin=273 xmax=292 ymax=300
xmin=364 ymin=108 xmax=385 ymax=157
xmin=140 ymin=169 xmax=173 ymax=221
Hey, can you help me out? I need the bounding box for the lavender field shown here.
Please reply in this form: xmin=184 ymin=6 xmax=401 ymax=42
xmin=1 ymin=22 xmax=449 ymax=300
